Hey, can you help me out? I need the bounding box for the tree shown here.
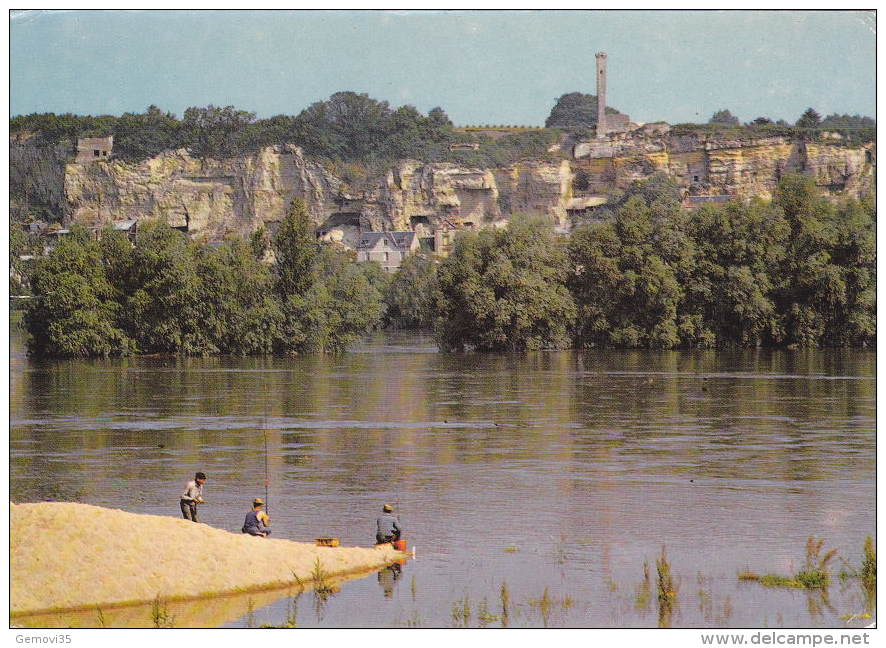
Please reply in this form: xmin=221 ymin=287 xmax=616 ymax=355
xmin=275 ymin=248 xmax=384 ymax=353
xmin=545 ymin=92 xmax=625 ymax=129
xmin=384 ymin=253 xmax=438 ymax=329
xmin=273 ymin=198 xmax=320 ymax=297
xmin=113 ymin=106 xmax=182 ymax=160
xmin=796 ymin=108 xmax=822 ymax=130
xmin=182 ymin=105 xmax=256 ymax=158
xmin=434 ymin=215 xmax=576 ymax=351
xmin=25 ymin=227 xmax=133 ymax=357
xmin=121 ymin=222 xmax=216 ymax=354
xmin=196 ymin=238 xmax=282 ymax=355
xmin=708 ymin=109 xmax=740 ymax=126
xmin=569 ymin=196 xmax=684 ymax=349
xmin=750 ymin=117 xmax=774 ymax=126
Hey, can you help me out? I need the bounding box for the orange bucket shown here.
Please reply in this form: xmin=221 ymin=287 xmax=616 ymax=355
xmin=392 ymin=539 xmax=407 ymax=551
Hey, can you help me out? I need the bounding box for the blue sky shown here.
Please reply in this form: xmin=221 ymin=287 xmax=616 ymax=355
xmin=10 ymin=9 xmax=876 ymax=126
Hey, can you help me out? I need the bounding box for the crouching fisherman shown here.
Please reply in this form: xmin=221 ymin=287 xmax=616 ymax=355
xmin=242 ymin=498 xmax=271 ymax=537
xmin=375 ymin=504 xmax=402 ymax=545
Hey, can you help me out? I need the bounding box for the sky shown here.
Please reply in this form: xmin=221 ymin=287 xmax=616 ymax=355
xmin=9 ymin=9 xmax=877 ymax=126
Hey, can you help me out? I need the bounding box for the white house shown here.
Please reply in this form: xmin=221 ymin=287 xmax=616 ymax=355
xmin=356 ymin=231 xmax=420 ymax=272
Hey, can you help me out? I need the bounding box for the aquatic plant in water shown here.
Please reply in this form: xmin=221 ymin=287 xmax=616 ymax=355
xmin=151 ymin=594 xmax=175 ymax=628
xmin=500 ymin=581 xmax=511 ymax=627
xmin=635 ymin=561 xmax=652 ymax=612
xmin=656 ymin=547 xmax=677 ymax=628
xmin=450 ymin=595 xmax=472 ymax=627
xmin=738 ymin=537 xmax=837 ymax=590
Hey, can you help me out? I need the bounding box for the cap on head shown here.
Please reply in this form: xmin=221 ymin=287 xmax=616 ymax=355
xmin=195 ymin=472 xmax=206 ymax=480
xmin=383 ymin=504 xmax=393 ymax=513
xmin=253 ymin=498 xmax=264 ymax=506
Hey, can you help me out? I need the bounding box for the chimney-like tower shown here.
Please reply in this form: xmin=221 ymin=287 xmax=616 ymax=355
xmin=595 ymin=51 xmax=608 ymax=137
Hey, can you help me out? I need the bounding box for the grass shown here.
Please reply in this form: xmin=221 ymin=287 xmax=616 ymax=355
xmin=245 ymin=597 xmax=256 ymax=628
xmin=150 ymin=594 xmax=175 ymax=628
xmin=634 ymin=560 xmax=652 ymax=611
xmin=529 ymin=587 xmax=574 ymax=627
xmin=861 ymin=536 xmax=876 ymax=591
xmin=310 ymin=558 xmax=333 ymax=595
xmin=656 ymin=547 xmax=677 ymax=628
xmin=477 ymin=598 xmax=501 ymax=626
xmin=450 ymin=595 xmax=471 ymax=627
xmin=738 ymin=537 xmax=837 ymax=591
xmin=500 ymin=581 xmax=510 ymax=626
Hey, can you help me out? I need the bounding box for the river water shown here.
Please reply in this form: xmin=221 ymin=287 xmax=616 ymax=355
xmin=10 ymin=324 xmax=876 ymax=628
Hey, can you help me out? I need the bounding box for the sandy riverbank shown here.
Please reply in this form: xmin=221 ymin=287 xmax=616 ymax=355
xmin=11 ymin=502 xmax=404 ymax=620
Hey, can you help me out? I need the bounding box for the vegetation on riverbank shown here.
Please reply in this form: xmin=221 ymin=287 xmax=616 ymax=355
xmin=22 ymin=174 xmax=874 ymax=357
xmin=24 ymin=199 xmax=383 ymax=357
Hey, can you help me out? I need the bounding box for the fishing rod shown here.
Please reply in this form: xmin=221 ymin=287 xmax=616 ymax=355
xmin=263 ymin=385 xmax=270 ymax=517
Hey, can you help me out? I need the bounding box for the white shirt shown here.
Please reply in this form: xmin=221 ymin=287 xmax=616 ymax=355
xmin=181 ymin=480 xmax=203 ymax=502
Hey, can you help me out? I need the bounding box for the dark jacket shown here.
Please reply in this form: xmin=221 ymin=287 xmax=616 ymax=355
xmin=242 ymin=509 xmax=270 ymax=536
xmin=376 ymin=513 xmax=402 ymax=541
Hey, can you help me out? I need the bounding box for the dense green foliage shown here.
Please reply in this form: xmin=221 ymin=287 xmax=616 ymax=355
xmin=11 ymin=94 xmax=559 ymax=172
xmin=708 ymin=109 xmax=740 ymax=126
xmin=24 ymin=201 xmax=384 ymax=357
xmin=383 ymin=253 xmax=438 ymax=329
xmin=796 ymin=107 xmax=822 ymax=130
xmin=433 ymin=215 xmax=576 ymax=351
xmin=19 ymin=175 xmax=875 ymax=356
xmin=25 ymin=227 xmax=134 ymax=357
xmin=544 ymin=92 xmax=625 ymax=129
xmin=569 ymin=174 xmax=875 ymax=349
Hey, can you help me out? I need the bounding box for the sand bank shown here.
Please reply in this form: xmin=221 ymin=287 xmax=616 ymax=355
xmin=11 ymin=502 xmax=404 ymax=620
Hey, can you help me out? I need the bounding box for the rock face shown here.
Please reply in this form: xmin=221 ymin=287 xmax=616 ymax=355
xmin=573 ymin=131 xmax=875 ymax=200
xmin=58 ymin=147 xmax=574 ymax=236
xmin=63 ymin=145 xmax=344 ymax=239
xmin=10 ymin=131 xmax=875 ymax=242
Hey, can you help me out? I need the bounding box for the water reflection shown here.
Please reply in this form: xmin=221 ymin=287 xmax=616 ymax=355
xmin=377 ymin=562 xmax=403 ymax=599
xmin=9 ymin=327 xmax=876 ymax=628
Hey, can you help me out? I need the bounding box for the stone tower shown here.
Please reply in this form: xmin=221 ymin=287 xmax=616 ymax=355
xmin=595 ymin=51 xmax=608 ymax=137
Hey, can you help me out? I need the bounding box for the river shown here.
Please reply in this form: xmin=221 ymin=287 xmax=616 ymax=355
xmin=9 ymin=323 xmax=876 ymax=628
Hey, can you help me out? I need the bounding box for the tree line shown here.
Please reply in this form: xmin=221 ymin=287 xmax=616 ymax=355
xmin=430 ymin=174 xmax=874 ymax=351
xmin=24 ymin=200 xmax=385 ymax=357
xmin=23 ymin=175 xmax=874 ymax=357
xmin=9 ymin=93 xmax=559 ymax=174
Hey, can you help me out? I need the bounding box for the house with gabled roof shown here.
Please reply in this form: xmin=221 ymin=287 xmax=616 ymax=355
xmin=356 ymin=231 xmax=420 ymax=272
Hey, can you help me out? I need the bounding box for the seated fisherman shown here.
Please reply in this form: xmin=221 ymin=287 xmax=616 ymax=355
xmin=375 ymin=504 xmax=402 ymax=545
xmin=242 ymin=498 xmax=271 ymax=537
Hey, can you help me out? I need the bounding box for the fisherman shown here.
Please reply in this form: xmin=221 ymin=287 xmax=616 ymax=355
xmin=242 ymin=498 xmax=272 ymax=537
xmin=375 ymin=504 xmax=402 ymax=545
xmin=180 ymin=471 xmax=206 ymax=522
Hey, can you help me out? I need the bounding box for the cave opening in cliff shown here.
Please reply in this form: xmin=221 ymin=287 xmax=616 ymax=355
xmin=410 ymin=215 xmax=431 ymax=229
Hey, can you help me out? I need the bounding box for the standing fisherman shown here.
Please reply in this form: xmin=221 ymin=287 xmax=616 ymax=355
xmin=180 ymin=472 xmax=206 ymax=522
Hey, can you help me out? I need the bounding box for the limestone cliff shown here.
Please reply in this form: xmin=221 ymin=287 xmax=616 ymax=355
xmin=11 ymin=131 xmax=875 ymax=243
xmin=573 ymin=131 xmax=875 ymax=200
xmin=62 ymin=145 xmax=343 ymax=239
xmin=58 ymin=148 xmax=573 ymax=237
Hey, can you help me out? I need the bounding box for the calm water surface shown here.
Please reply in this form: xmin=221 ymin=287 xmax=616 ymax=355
xmin=10 ymin=325 xmax=876 ymax=628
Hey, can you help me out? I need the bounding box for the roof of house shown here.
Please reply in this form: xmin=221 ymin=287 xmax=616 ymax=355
xmin=357 ymin=231 xmax=416 ymax=250
xmin=112 ymin=219 xmax=138 ymax=231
